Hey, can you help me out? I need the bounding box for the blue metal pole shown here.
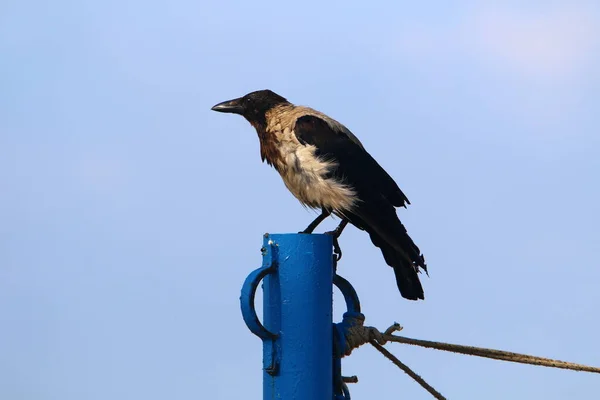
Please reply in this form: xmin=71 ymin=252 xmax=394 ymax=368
xmin=241 ymin=233 xmax=333 ymax=400
xmin=264 ymin=233 xmax=333 ymax=400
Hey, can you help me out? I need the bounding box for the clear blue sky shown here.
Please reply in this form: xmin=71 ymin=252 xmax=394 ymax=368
xmin=1 ymin=1 xmax=599 ymax=399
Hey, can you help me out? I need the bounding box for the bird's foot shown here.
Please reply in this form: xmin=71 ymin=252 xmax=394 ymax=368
xmin=324 ymin=219 xmax=348 ymax=239
xmin=324 ymin=230 xmax=343 ymax=262
xmin=324 ymin=219 xmax=348 ymax=262
xmin=332 ymin=236 xmax=342 ymax=261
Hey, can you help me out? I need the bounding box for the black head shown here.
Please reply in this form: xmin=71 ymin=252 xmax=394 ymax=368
xmin=211 ymin=90 xmax=289 ymax=123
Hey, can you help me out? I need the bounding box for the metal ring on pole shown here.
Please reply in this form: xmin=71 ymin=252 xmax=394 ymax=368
xmin=240 ymin=262 xmax=278 ymax=340
xmin=334 ymin=273 xmax=361 ymax=314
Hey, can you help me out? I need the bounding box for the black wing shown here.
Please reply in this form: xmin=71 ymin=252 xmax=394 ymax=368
xmin=294 ymin=115 xmax=409 ymax=208
xmin=294 ymin=114 xmax=426 ymax=301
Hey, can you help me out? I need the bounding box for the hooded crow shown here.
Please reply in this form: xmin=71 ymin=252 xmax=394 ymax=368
xmin=211 ymin=90 xmax=427 ymax=300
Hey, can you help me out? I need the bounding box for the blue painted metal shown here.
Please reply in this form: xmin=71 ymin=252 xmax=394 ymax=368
xmin=240 ymin=233 xmax=334 ymax=400
xmin=240 ymin=247 xmax=278 ymax=341
xmin=333 ymin=274 xmax=361 ymax=314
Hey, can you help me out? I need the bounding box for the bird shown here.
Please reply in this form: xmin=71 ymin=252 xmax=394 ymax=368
xmin=211 ymin=89 xmax=427 ymax=300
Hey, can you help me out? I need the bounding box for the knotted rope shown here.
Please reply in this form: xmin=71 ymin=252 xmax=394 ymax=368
xmin=336 ymin=314 xmax=600 ymax=399
xmin=338 ymin=312 xmax=387 ymax=356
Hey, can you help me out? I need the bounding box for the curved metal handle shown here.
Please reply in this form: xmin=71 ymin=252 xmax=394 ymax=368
xmin=240 ymin=263 xmax=278 ymax=340
xmin=333 ymin=273 xmax=361 ymax=314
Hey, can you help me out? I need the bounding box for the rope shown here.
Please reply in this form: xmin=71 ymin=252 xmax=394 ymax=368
xmin=340 ymin=316 xmax=600 ymax=399
xmin=342 ymin=318 xmax=600 ymax=374
xmin=339 ymin=315 xmax=447 ymax=399
xmin=384 ymin=331 xmax=600 ymax=374
xmin=340 ymin=313 xmax=385 ymax=356
xmin=370 ymin=340 xmax=447 ymax=400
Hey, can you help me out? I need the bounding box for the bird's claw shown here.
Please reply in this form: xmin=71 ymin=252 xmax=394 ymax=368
xmin=324 ymin=229 xmax=341 ymax=238
xmin=324 ymin=230 xmax=343 ymax=262
xmin=325 ymin=219 xmax=348 ymax=263
xmin=333 ymin=240 xmax=342 ymax=262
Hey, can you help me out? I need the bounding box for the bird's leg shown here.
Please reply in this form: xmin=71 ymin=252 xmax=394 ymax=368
xmin=299 ymin=208 xmax=331 ymax=234
xmin=325 ymin=219 xmax=349 ymax=261
xmin=329 ymin=218 xmax=349 ymax=237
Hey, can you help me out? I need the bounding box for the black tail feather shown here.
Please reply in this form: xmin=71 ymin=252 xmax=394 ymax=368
xmin=347 ymin=203 xmax=427 ymax=301
xmin=367 ymin=229 xmax=425 ymax=300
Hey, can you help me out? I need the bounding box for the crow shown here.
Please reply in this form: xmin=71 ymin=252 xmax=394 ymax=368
xmin=211 ymin=90 xmax=427 ymax=300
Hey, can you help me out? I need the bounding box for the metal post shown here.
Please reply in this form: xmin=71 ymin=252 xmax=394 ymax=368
xmin=241 ymin=233 xmax=333 ymax=400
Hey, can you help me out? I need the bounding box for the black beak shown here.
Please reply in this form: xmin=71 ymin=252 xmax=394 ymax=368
xmin=211 ymin=98 xmax=244 ymax=115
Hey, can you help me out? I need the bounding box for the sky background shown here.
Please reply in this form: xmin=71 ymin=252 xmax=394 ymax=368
xmin=1 ymin=1 xmax=599 ymax=399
